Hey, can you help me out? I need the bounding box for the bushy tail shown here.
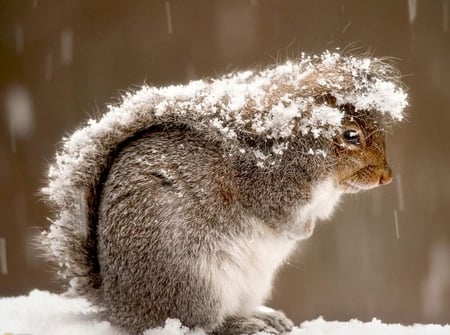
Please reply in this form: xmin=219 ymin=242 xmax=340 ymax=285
xmin=40 ymin=87 xmax=169 ymax=299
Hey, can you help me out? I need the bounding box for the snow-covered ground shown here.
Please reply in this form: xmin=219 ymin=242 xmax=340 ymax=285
xmin=0 ymin=290 xmax=449 ymax=335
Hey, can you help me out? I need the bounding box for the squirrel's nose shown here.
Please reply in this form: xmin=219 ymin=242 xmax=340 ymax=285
xmin=379 ymin=164 xmax=393 ymax=185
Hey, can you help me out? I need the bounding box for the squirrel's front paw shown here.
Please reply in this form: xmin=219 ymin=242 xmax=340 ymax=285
xmin=253 ymin=306 xmax=294 ymax=333
xmin=217 ymin=316 xmax=277 ymax=335
xmin=217 ymin=307 xmax=293 ymax=335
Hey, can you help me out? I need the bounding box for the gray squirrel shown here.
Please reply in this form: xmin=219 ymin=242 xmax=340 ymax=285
xmin=40 ymin=51 xmax=407 ymax=335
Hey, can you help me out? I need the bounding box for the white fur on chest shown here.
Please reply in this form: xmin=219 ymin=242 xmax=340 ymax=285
xmin=201 ymin=222 xmax=297 ymax=319
xmin=196 ymin=179 xmax=341 ymax=320
xmin=291 ymin=177 xmax=342 ymax=239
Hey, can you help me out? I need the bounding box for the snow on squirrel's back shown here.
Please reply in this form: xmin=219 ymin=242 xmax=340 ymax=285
xmin=0 ymin=290 xmax=449 ymax=335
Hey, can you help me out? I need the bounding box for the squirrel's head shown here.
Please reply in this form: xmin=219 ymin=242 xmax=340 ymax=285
xmin=332 ymin=105 xmax=393 ymax=194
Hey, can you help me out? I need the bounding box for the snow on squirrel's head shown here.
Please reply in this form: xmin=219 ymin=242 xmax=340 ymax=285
xmin=148 ymin=51 xmax=404 ymax=154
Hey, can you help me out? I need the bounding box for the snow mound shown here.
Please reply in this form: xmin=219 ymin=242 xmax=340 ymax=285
xmin=1 ymin=290 xmax=448 ymax=335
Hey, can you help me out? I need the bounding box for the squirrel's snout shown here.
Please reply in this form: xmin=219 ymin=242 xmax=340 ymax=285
xmin=378 ymin=164 xmax=393 ymax=186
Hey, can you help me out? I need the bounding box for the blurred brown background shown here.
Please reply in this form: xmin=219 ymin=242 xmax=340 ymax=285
xmin=1 ymin=0 xmax=449 ymax=326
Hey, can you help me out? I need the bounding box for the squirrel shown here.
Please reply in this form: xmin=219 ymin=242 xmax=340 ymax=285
xmin=40 ymin=51 xmax=407 ymax=335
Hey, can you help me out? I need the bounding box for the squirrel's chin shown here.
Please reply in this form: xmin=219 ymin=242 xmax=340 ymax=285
xmin=339 ymin=180 xmax=379 ymax=194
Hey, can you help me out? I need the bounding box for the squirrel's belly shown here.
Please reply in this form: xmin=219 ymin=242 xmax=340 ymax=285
xmin=197 ymin=221 xmax=297 ymax=319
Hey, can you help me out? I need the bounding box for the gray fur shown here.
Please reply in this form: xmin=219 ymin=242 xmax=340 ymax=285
xmin=96 ymin=127 xmax=325 ymax=334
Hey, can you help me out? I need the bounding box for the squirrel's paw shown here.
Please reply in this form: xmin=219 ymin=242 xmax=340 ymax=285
xmin=216 ymin=316 xmax=278 ymax=335
xmin=253 ymin=306 xmax=294 ymax=333
xmin=217 ymin=307 xmax=293 ymax=335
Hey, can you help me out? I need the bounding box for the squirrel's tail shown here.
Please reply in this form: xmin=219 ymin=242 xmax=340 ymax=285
xmin=40 ymin=87 xmax=170 ymax=299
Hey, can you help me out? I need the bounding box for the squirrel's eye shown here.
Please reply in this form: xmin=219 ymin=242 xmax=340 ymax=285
xmin=343 ymin=129 xmax=361 ymax=145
